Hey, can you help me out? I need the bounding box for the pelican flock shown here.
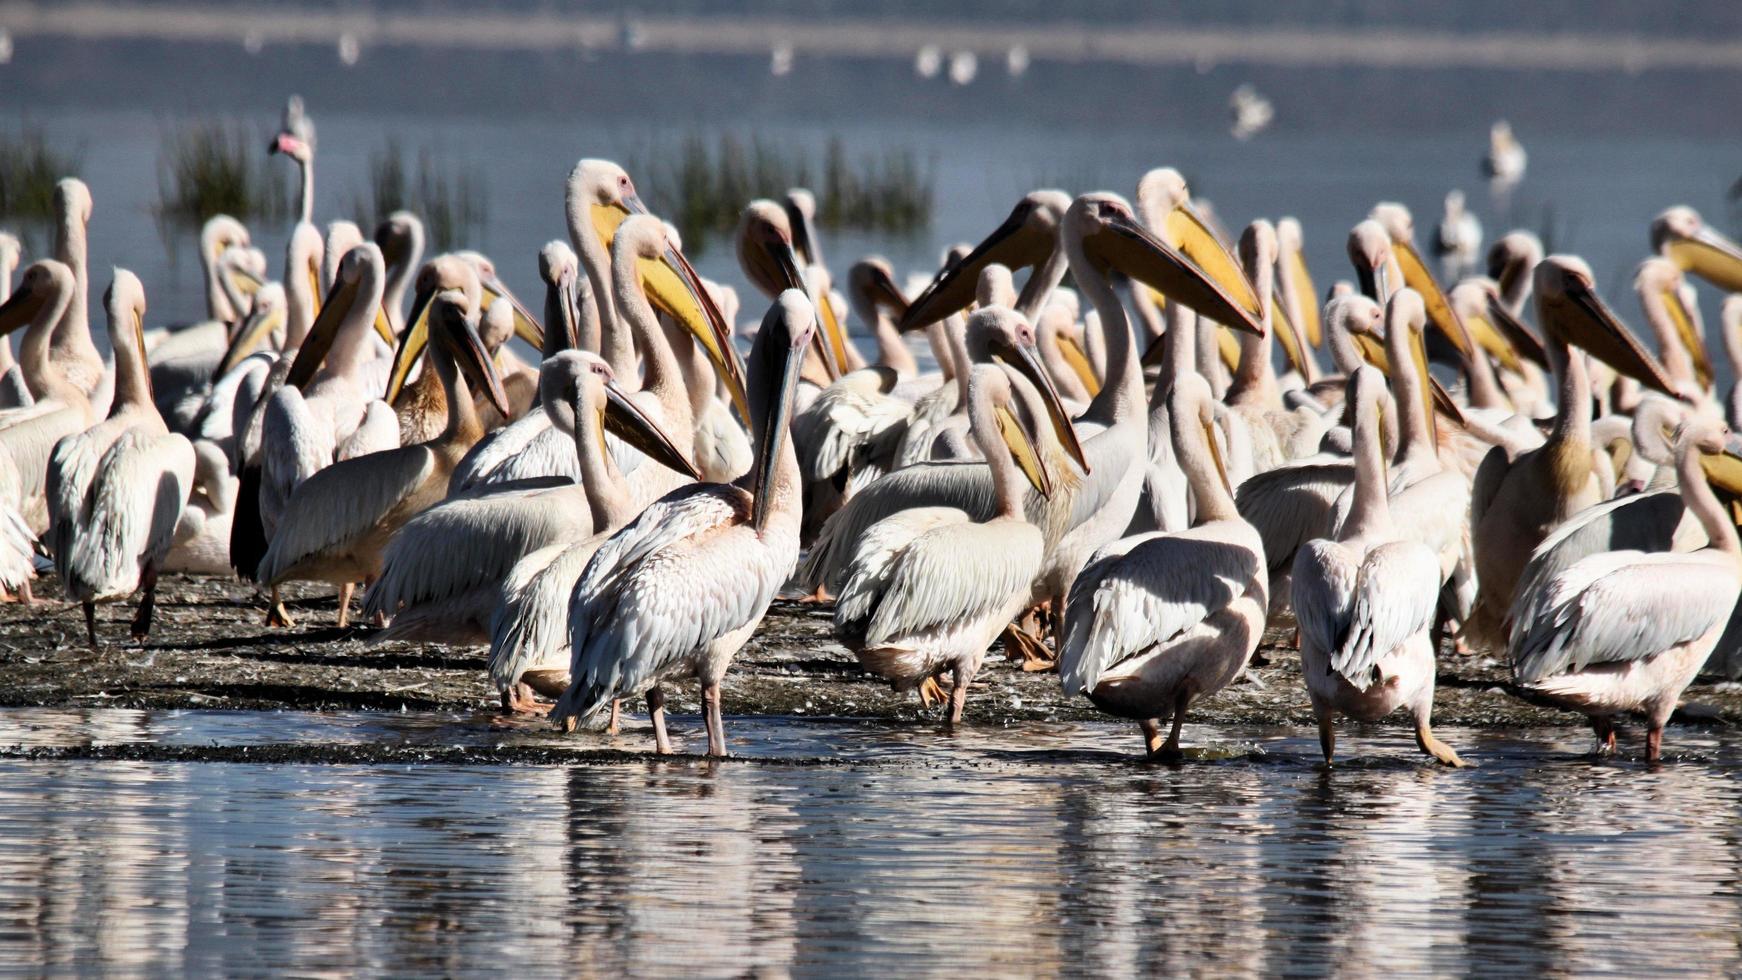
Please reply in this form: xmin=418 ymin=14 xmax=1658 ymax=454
xmin=6 ymin=94 xmax=1742 ymax=767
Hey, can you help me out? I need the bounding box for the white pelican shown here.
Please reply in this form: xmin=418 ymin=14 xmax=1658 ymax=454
xmin=487 ymin=350 xmax=699 ymax=712
xmin=1487 ymin=231 xmax=1543 ymax=317
xmin=49 ymin=179 xmax=105 ymax=411
xmin=1634 ymin=256 xmax=1712 ymax=395
xmin=833 ymin=342 xmax=1053 ymax=722
xmin=257 ymin=288 xmax=509 ymax=627
xmin=0 ymin=231 xmax=26 ymax=408
xmin=1292 ymin=366 xmax=1465 ymax=767
xmin=1483 ymin=121 xmax=1526 ymax=187
xmin=165 ymin=439 xmax=238 ymax=575
xmin=552 ymin=289 xmax=814 ymax=757
xmin=1510 ymin=416 xmax=1742 ymax=762
xmin=1466 ymin=257 xmax=1680 ymax=650
xmin=1651 ymin=206 xmax=1742 ymax=295
xmin=48 ymin=271 xmax=195 ymax=646
xmin=148 ymin=214 xmax=260 ymax=431
xmin=736 ymin=200 xmax=853 ymax=390
xmin=374 ymin=211 xmax=424 ymax=332
xmin=364 ymin=219 xmax=739 ymax=642
xmin=901 ymin=191 xmax=1072 ymax=332
xmin=0 ymin=260 xmax=97 ymax=533
xmin=1059 ymin=372 xmax=1268 ymax=760
xmin=269 ymin=95 xmax=317 ymax=225
xmin=1432 ymin=189 xmax=1482 ymax=284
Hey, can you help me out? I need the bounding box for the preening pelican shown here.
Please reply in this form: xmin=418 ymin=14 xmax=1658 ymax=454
xmin=487 ymin=351 xmax=699 ymax=712
xmin=1510 ymin=416 xmax=1742 ymax=762
xmin=257 ymin=288 xmax=509 ymax=627
xmin=552 ymin=289 xmax=813 ymax=757
xmin=1059 ymin=373 xmax=1268 ymax=760
xmin=833 ymin=342 xmax=1052 ymax=722
xmin=0 ymin=260 xmax=96 ymax=533
xmin=48 ymin=270 xmax=195 ymax=646
xmin=1292 ymin=366 xmax=1464 ymax=767
xmin=1466 ymin=257 xmax=1680 ymax=650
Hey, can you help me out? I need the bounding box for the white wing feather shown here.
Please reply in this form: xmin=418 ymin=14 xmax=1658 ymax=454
xmin=257 ymin=444 xmax=435 ymax=584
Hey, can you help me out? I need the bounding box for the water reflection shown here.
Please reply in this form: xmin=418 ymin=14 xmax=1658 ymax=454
xmin=0 ymin=713 xmax=1738 ymax=973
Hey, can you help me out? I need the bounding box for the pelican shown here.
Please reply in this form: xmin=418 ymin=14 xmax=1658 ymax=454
xmin=1466 ymin=257 xmax=1680 ymax=650
xmin=1275 ymin=216 xmax=1321 ymax=360
xmin=736 ymin=200 xmax=853 ymax=389
xmin=49 ymin=179 xmax=106 ymax=412
xmin=1059 ymin=373 xmax=1268 ymax=759
xmin=1432 ymin=189 xmax=1482 ymax=283
xmin=833 ymin=341 xmax=1053 ymax=723
xmin=364 ymin=218 xmax=738 ymax=642
xmin=1634 ymin=257 xmax=1712 ymax=395
xmin=165 ymin=439 xmax=238 ymax=575
xmin=147 ymin=214 xmax=260 ymax=431
xmin=48 ymin=271 xmax=195 ymax=647
xmin=487 ymin=351 xmax=699 ymax=712
xmin=1292 ymin=366 xmax=1465 ymax=767
xmin=1487 ymin=230 xmax=1543 ymax=317
xmin=1723 ymin=295 xmax=1742 ymax=428
xmin=552 ymin=290 xmax=814 ymax=757
xmin=1510 ymin=416 xmax=1742 ymax=762
xmin=1483 ymin=121 xmax=1526 ymax=185
xmin=374 ymin=211 xmax=425 ymax=332
xmin=0 ymin=260 xmax=97 ymax=533
xmin=1651 ymin=206 xmax=1742 ymax=294
xmin=270 ymin=95 xmax=317 ymax=225
xmin=0 ymin=231 xmax=27 ymax=408
xmin=257 ymin=288 xmax=509 ymax=627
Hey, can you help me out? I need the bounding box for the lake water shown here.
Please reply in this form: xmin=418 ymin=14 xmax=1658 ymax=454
xmin=0 ymin=707 xmax=1739 ymax=975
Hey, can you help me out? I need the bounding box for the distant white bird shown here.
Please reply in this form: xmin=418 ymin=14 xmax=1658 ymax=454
xmin=1433 ymin=189 xmax=1483 ymax=283
xmin=1229 ymin=84 xmax=1273 ymax=141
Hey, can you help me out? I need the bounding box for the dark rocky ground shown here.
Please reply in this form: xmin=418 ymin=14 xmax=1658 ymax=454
xmin=0 ymin=574 xmax=1739 ymax=737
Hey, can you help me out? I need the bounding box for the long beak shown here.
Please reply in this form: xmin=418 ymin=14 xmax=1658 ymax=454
xmin=481 ymin=274 xmax=545 ymax=350
xmin=1478 ymin=292 xmax=1549 ymax=370
xmin=1390 ymin=238 xmax=1523 ymax=373
xmin=1004 ymin=341 xmax=1089 ymax=474
xmin=1162 ymin=201 xmax=1260 ymax=317
xmin=217 ymin=301 xmax=286 ymax=377
xmin=640 ymin=245 xmax=752 ymax=423
xmin=1202 ymin=415 xmax=1233 ymax=497
xmin=1216 ymin=326 xmax=1243 ymax=373
xmin=1409 ymin=323 xmax=1468 ymax=431
xmin=285 ymin=274 xmax=358 ymax=390
xmin=1096 ymin=209 xmax=1264 ymax=336
xmin=809 ymin=268 xmax=852 ymax=379
xmin=752 ymin=326 xmax=808 ymax=532
xmin=1703 ymin=435 xmax=1742 ymax=496
xmin=225 ymin=261 xmax=266 ymax=298
xmin=865 ymin=264 xmax=912 ymax=323
xmin=0 ymin=287 xmax=45 ymax=336
xmin=1668 ymin=226 xmax=1742 ymax=292
xmin=133 ymin=310 xmax=154 ymax=402
xmin=1271 ymin=290 xmax=1308 ymax=375
xmin=761 ymin=241 xmax=840 ymax=383
xmin=1285 ymin=247 xmax=1322 ymax=346
xmin=603 ymin=378 xmax=699 ymax=479
xmin=901 ymin=207 xmax=1046 ymax=331
xmin=995 ymin=399 xmax=1052 ymax=498
xmin=1658 ymin=282 xmax=1714 ymax=390
xmin=1560 ymin=278 xmax=1679 ymax=397
xmin=588 ymin=198 xmax=646 ymax=254
xmin=1057 ymin=331 xmax=1101 ymax=397
xmin=384 ymin=285 xmax=434 ymax=405
xmin=445 ymin=307 xmax=512 ymax=417
xmin=554 ymin=274 xmax=580 ymax=351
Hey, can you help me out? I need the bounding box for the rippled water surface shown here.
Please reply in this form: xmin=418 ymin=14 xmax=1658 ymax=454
xmin=0 ymin=708 xmax=1739 ymax=974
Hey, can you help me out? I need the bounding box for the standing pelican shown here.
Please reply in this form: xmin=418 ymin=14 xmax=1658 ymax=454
xmin=257 ymin=289 xmax=509 ymax=627
xmin=486 ymin=351 xmax=699 ymax=712
xmin=833 ymin=345 xmax=1052 ymax=723
xmin=1059 ymin=373 xmax=1268 ymax=760
xmin=552 ymin=290 xmax=813 ymax=757
xmin=48 ymin=271 xmax=195 ymax=646
xmin=1433 ymin=190 xmax=1482 ymax=284
xmin=1510 ymin=417 xmax=1742 ymax=762
xmin=1466 ymin=257 xmax=1680 ymax=650
xmin=0 ymin=260 xmax=96 ymax=533
xmin=1292 ymin=367 xmax=1464 ymax=767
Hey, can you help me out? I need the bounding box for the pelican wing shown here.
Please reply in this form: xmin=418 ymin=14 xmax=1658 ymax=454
xmin=1511 ymin=490 xmax=1694 ymax=625
xmin=1235 ymin=459 xmax=1354 ymax=575
xmin=260 ymin=386 xmax=333 ymax=535
xmin=799 ymin=461 xmax=1003 ymax=593
xmin=337 ymin=400 xmax=400 ymax=460
xmin=1337 ymin=540 xmax=1442 ymax=687
xmin=833 ymin=506 xmax=968 ymax=647
xmin=558 ymin=484 xmax=792 ymax=723
xmin=0 ymin=401 xmax=87 ymax=508
xmin=487 ymin=537 xmax=604 ymax=691
xmin=1060 ymin=522 xmax=1266 ymax=696
xmin=1468 ymin=444 xmax=1512 ymax=534
xmin=1290 ymin=539 xmax=1360 ymax=669
xmin=792 ymin=373 xmax=912 ymax=483
xmin=63 ymin=430 xmax=196 ymax=601
xmin=257 ymin=444 xmax=436 ymax=585
xmin=1511 ymin=549 xmax=1741 ymax=683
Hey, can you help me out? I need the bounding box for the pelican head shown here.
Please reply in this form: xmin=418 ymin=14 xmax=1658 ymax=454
xmin=539 ymin=240 xmax=581 ymax=352
xmin=566 ymin=158 xmax=648 ymax=253
xmin=1322 ymin=294 xmax=1383 ymax=374
xmin=269 ymin=95 xmax=315 ymax=162
xmin=966 ymin=305 xmax=1087 ymax=474
xmin=201 ymin=215 xmax=252 ymax=266
xmin=0 ymin=260 xmax=75 ymax=337
xmin=103 ymin=267 xmax=148 ymax=358
xmin=1682 ymin=415 xmax=1742 ymax=497
xmin=1652 ymin=206 xmax=1742 ymax=293
xmin=737 ymin=200 xmax=847 ymax=382
xmin=1448 ymin=277 xmax=1547 ymax=369
xmin=615 ymin=214 xmax=748 ymax=421
xmin=900 ymin=189 xmax=1069 ymax=331
xmin=216 ymin=282 xmax=288 ymax=377
xmin=428 ymin=288 xmax=511 ymax=418
xmin=783 ymin=188 xmax=823 ymax=270
xmin=847 ymin=257 xmax=910 ymax=325
xmin=1064 ymin=192 xmax=1264 ymax=336
xmin=284 ymin=241 xmax=391 ymax=391
xmin=967 ymin=363 xmax=1052 ymax=497
xmin=1535 ymin=256 xmax=1679 ymax=398
xmin=1487 ymin=230 xmax=1543 ymax=308
xmin=54 ymin=178 xmax=93 ymax=233
xmin=540 ymin=350 xmax=699 ymax=480
xmin=1348 ymin=220 xmax=1396 ymax=303
xmin=747 ymin=289 xmax=816 ymax=531
xmin=386 ymin=253 xmax=543 ymax=404
xmin=1369 ymin=202 xmax=1415 ymax=245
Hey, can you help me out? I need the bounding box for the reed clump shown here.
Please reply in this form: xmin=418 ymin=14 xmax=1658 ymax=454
xmin=350 ymin=140 xmax=485 ymax=251
xmin=157 ymin=120 xmax=289 ymax=224
xmin=0 ymin=127 xmax=79 ymax=222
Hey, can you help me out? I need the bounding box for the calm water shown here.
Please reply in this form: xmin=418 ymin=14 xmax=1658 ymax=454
xmin=0 ymin=707 xmax=1739 ymax=974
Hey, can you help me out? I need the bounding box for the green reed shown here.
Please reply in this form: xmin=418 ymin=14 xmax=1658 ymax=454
xmin=156 ymin=119 xmax=290 ymax=224
xmin=0 ymin=127 xmax=79 ymax=223
xmin=349 ymin=140 xmax=485 ymax=251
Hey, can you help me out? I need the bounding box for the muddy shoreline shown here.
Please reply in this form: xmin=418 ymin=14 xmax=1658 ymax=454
xmin=1 ymin=574 xmax=1738 ymax=735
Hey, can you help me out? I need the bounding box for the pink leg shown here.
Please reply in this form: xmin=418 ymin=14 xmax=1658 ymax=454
xmin=647 ymin=687 xmax=672 ymax=755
